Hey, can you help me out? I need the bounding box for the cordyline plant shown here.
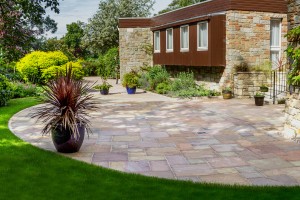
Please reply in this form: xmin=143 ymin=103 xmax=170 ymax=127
xmin=32 ymin=66 xmax=95 ymax=139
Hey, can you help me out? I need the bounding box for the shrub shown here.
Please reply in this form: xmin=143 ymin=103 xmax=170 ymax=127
xmin=122 ymin=71 xmax=139 ymax=88
xmin=170 ymin=85 xmax=220 ymax=98
xmin=0 ymin=74 xmax=13 ymax=106
xmin=97 ymin=47 xmax=119 ymax=78
xmin=234 ymin=61 xmax=249 ymax=72
xmin=170 ymin=72 xmax=196 ymax=91
xmin=41 ymin=61 xmax=84 ymax=83
xmin=138 ymin=66 xmax=170 ymax=90
xmin=156 ymin=82 xmax=171 ymax=94
xmin=16 ymin=51 xmax=69 ymax=84
xmin=0 ymin=62 xmax=23 ymax=81
xmin=82 ymin=59 xmax=101 ymax=76
xmin=11 ymin=82 xmax=44 ymax=98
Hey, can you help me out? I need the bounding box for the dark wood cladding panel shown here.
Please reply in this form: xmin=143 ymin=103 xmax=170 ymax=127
xmin=119 ymin=0 xmax=286 ymax=29
xmin=153 ymin=15 xmax=226 ymax=67
xmin=151 ymin=0 xmax=286 ymax=28
xmin=152 ymin=0 xmax=229 ymax=28
xmin=230 ymin=0 xmax=287 ymax=13
xmin=119 ymin=19 xmax=152 ymax=28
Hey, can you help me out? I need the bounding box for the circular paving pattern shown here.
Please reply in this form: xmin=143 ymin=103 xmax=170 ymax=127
xmin=9 ymin=83 xmax=300 ymax=186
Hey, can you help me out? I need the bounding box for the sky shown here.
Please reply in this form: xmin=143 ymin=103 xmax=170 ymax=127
xmin=46 ymin=0 xmax=172 ymax=38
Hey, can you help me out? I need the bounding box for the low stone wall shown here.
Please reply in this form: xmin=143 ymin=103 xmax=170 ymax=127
xmin=234 ymin=72 xmax=271 ymax=98
xmin=165 ymin=66 xmax=225 ymax=91
xmin=283 ymin=94 xmax=300 ymax=140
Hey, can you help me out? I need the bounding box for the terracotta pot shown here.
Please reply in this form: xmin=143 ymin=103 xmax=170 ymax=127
xmin=222 ymin=91 xmax=232 ymax=99
xmin=51 ymin=124 xmax=85 ymax=153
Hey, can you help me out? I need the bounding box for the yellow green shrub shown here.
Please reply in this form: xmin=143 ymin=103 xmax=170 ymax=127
xmin=16 ymin=51 xmax=69 ymax=84
xmin=41 ymin=61 xmax=84 ymax=83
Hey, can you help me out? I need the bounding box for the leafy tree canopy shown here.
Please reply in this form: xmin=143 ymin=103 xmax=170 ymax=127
xmin=0 ymin=0 xmax=60 ymax=62
xmin=158 ymin=0 xmax=206 ymax=14
xmin=82 ymin=0 xmax=155 ymax=55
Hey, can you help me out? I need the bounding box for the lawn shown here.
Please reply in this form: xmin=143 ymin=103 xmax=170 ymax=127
xmin=0 ymin=98 xmax=300 ymax=200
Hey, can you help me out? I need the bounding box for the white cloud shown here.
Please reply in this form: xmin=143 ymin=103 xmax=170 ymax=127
xmin=46 ymin=0 xmax=172 ymax=38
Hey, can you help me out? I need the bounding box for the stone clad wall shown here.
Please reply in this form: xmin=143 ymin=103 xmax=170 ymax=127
xmin=288 ymin=0 xmax=300 ymax=29
xmin=119 ymin=28 xmax=153 ymax=78
xmin=283 ymin=1 xmax=300 ymax=140
xmin=224 ymin=11 xmax=288 ymax=87
xmin=234 ymin=72 xmax=271 ymax=98
xmin=283 ymin=94 xmax=300 ymax=140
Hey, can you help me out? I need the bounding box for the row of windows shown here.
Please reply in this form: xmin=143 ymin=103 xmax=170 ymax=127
xmin=154 ymin=21 xmax=208 ymax=53
xmin=154 ymin=19 xmax=282 ymax=69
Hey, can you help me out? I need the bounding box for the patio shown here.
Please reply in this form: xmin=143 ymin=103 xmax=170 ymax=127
xmin=9 ymin=78 xmax=300 ymax=186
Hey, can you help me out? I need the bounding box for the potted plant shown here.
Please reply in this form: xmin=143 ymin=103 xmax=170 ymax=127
xmin=254 ymin=92 xmax=265 ymax=106
xmin=222 ymin=87 xmax=232 ymax=99
xmin=260 ymin=84 xmax=269 ymax=92
xmin=122 ymin=70 xmax=139 ymax=94
xmin=95 ymin=78 xmax=112 ymax=95
xmin=32 ymin=67 xmax=95 ymax=153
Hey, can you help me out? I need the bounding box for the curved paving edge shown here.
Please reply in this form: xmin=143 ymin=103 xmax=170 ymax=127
xmin=8 ymin=98 xmax=300 ymax=186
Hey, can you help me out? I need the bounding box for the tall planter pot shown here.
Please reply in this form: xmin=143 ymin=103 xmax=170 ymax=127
xmin=126 ymin=86 xmax=136 ymax=95
xmin=51 ymin=124 xmax=85 ymax=153
xmin=222 ymin=91 xmax=232 ymax=99
xmin=254 ymin=96 xmax=265 ymax=106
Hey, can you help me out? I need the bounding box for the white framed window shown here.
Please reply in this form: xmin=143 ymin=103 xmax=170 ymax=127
xmin=154 ymin=31 xmax=160 ymax=53
xmin=197 ymin=21 xmax=208 ymax=51
xmin=270 ymin=19 xmax=281 ymax=69
xmin=166 ymin=28 xmax=173 ymax=52
xmin=180 ymin=25 xmax=189 ymax=52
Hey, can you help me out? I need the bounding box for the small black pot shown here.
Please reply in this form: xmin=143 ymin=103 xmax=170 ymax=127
xmin=100 ymin=89 xmax=109 ymax=95
xmin=254 ymin=96 xmax=264 ymax=106
xmin=51 ymin=124 xmax=85 ymax=153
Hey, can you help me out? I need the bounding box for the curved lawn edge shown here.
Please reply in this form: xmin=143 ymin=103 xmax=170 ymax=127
xmin=1 ymin=98 xmax=300 ymax=200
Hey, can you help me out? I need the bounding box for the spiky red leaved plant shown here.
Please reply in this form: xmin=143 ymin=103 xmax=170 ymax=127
xmin=32 ymin=66 xmax=95 ymax=139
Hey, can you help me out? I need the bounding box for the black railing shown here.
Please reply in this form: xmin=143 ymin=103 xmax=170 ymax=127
xmin=268 ymin=65 xmax=288 ymax=104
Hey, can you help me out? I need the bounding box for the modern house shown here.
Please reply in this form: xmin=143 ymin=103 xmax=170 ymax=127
xmin=119 ymin=0 xmax=287 ymax=90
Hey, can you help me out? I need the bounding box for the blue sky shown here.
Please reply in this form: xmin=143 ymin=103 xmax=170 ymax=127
xmin=46 ymin=0 xmax=172 ymax=38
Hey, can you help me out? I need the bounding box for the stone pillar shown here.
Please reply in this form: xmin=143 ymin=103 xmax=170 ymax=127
xmin=119 ymin=28 xmax=153 ymax=79
xmin=288 ymin=0 xmax=300 ymax=29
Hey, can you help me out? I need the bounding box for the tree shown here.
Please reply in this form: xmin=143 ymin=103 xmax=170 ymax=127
xmin=0 ymin=0 xmax=60 ymax=62
xmin=82 ymin=0 xmax=155 ymax=55
xmin=64 ymin=21 xmax=86 ymax=58
xmin=158 ymin=0 xmax=206 ymax=14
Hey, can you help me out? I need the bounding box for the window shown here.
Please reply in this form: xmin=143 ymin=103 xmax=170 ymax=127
xmin=166 ymin=28 xmax=173 ymax=52
xmin=154 ymin=31 xmax=160 ymax=53
xmin=270 ymin=19 xmax=281 ymax=69
xmin=180 ymin=25 xmax=189 ymax=51
xmin=197 ymin=21 xmax=208 ymax=50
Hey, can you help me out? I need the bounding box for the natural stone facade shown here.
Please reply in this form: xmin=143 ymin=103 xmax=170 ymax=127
xmin=234 ymin=72 xmax=271 ymax=98
xmin=283 ymin=1 xmax=300 ymax=139
xmin=224 ymin=11 xmax=288 ymax=87
xmin=288 ymin=0 xmax=300 ymax=29
xmin=283 ymin=94 xmax=300 ymax=140
xmin=119 ymin=28 xmax=153 ymax=78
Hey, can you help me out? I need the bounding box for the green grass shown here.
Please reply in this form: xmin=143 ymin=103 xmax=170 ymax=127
xmin=0 ymin=98 xmax=300 ymax=200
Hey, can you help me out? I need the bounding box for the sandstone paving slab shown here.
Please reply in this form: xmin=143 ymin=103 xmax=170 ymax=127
xmin=199 ymin=174 xmax=250 ymax=185
xmin=207 ymin=157 xmax=248 ymax=168
xmin=248 ymin=158 xmax=293 ymax=170
xmin=9 ymin=80 xmax=300 ymax=186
